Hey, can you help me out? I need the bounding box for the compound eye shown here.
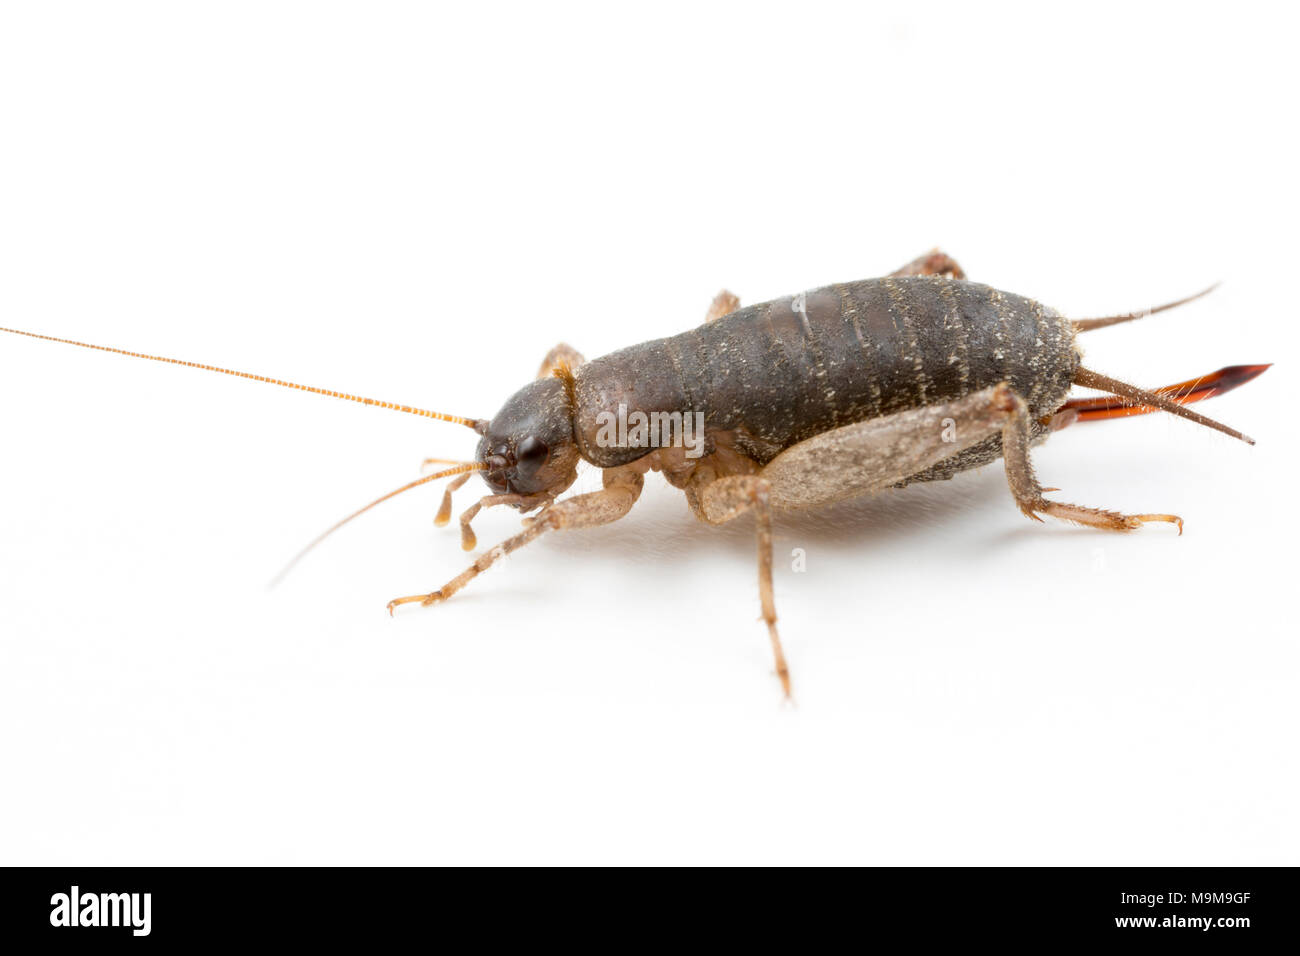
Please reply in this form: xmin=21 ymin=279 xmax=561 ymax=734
xmin=515 ymin=436 xmax=549 ymax=477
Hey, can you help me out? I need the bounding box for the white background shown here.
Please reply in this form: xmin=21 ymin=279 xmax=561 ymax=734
xmin=1 ymin=2 xmax=1295 ymax=865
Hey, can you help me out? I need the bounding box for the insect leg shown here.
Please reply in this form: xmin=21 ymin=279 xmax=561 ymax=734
xmin=536 ymin=343 xmax=586 ymax=379
xmin=386 ymin=467 xmax=643 ymax=613
xmin=703 ymin=290 xmax=740 ymax=323
xmin=695 ymin=475 xmax=790 ymax=699
xmin=457 ymin=492 xmax=551 ymax=550
xmin=754 ymin=384 xmax=1021 ymax=512
xmin=1001 ymin=389 xmax=1183 ymax=532
xmin=689 ymin=388 xmax=1019 ymax=697
xmin=889 ymin=249 xmax=966 ymax=279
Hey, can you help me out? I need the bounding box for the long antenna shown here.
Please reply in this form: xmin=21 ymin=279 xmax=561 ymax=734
xmin=0 ymin=325 xmax=487 ymax=432
xmin=270 ymin=461 xmax=486 ymax=587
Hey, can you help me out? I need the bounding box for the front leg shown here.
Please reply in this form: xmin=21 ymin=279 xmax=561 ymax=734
xmin=457 ymin=491 xmax=551 ymax=550
xmin=387 ymin=467 xmax=644 ymax=613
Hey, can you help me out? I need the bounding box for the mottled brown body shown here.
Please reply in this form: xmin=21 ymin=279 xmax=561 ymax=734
xmin=572 ymin=276 xmax=1078 ymax=490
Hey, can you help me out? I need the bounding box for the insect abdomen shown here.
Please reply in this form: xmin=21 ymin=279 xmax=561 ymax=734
xmin=573 ymin=276 xmax=1077 ymax=466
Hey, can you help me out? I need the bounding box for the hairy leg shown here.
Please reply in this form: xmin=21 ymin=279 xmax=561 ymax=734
xmin=457 ymin=491 xmax=552 ymax=551
xmin=753 ymin=380 xmax=1181 ymax=531
xmin=387 ymin=467 xmax=644 ymax=612
xmin=684 ymin=385 xmax=1029 ymax=697
xmin=890 ymin=249 xmax=966 ymax=279
xmin=1000 ymin=391 xmax=1182 ymax=532
xmin=757 ymin=384 xmax=1020 ymax=511
xmin=704 ymin=290 xmax=741 ymax=323
xmin=695 ymin=474 xmax=789 ymax=698
xmin=537 ymin=342 xmax=585 ymax=379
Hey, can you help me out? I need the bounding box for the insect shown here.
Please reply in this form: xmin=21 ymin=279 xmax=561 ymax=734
xmin=1 ymin=250 xmax=1269 ymax=698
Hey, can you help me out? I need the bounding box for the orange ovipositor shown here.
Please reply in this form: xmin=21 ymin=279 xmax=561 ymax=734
xmin=1061 ymin=364 xmax=1271 ymax=422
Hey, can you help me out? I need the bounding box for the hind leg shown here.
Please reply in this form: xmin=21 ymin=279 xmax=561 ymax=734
xmin=755 ymin=384 xmax=1023 ymax=511
xmin=890 ymin=249 xmax=966 ymax=279
xmin=689 ymin=384 xmax=1027 ymax=699
xmin=699 ymin=384 xmax=1181 ymax=695
xmin=756 ymin=381 xmax=1181 ymax=532
xmin=1000 ymin=391 xmax=1183 ymax=532
xmin=696 ymin=383 xmax=1182 ymax=698
xmin=703 ymin=290 xmax=740 ymax=323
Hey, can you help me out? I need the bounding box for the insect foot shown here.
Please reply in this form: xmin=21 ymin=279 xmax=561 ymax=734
xmin=1024 ymin=501 xmax=1184 ymax=534
xmin=387 ymin=590 xmax=447 ymax=615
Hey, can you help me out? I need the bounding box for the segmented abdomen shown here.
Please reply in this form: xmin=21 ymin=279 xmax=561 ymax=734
xmin=574 ymin=276 xmax=1078 ymax=466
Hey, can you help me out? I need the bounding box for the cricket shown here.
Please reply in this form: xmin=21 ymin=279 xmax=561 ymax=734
xmin=1 ymin=250 xmax=1269 ymax=698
